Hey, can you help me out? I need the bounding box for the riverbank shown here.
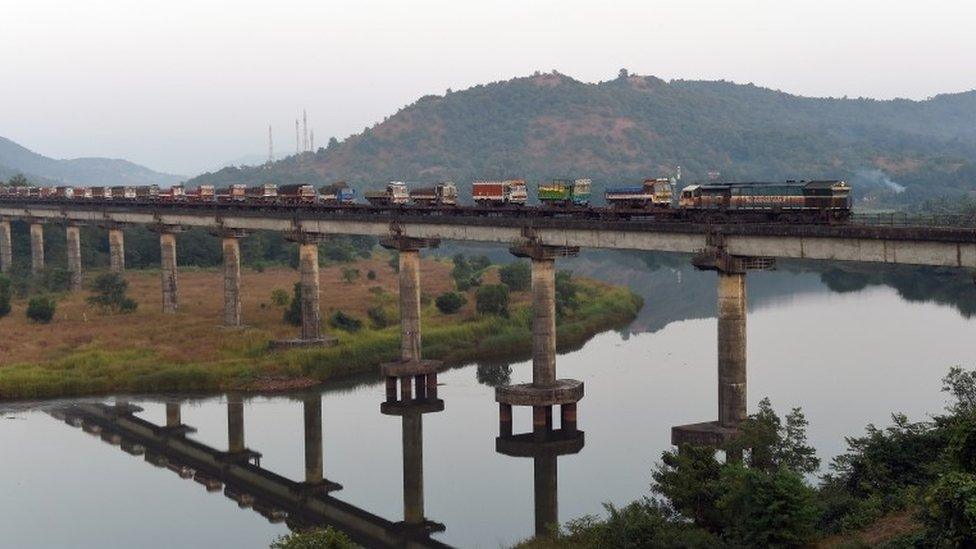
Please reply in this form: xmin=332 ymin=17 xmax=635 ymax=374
xmin=0 ymin=260 xmax=642 ymax=400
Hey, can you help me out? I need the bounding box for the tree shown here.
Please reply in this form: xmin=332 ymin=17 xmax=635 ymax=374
xmin=86 ymin=273 xmax=137 ymax=314
xmin=475 ymin=284 xmax=509 ymax=317
xmin=921 ymin=472 xmax=976 ymax=546
xmin=499 ymin=261 xmax=530 ymax=292
xmin=283 ymin=282 xmax=302 ymax=326
xmin=0 ymin=274 xmax=10 ymax=318
xmin=716 ymin=464 xmax=820 ymax=546
xmin=8 ymin=173 xmax=29 ymax=187
xmin=451 ymin=254 xmax=491 ymax=291
xmin=435 ymin=291 xmax=466 ymax=314
xmin=329 ymin=310 xmax=362 ymax=332
xmin=555 ymin=270 xmax=579 ymax=318
xmin=728 ymin=397 xmax=820 ymax=475
xmin=26 ymin=295 xmax=55 ymax=323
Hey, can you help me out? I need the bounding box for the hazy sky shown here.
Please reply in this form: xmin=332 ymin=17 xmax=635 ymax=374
xmin=2 ymin=0 xmax=974 ymax=175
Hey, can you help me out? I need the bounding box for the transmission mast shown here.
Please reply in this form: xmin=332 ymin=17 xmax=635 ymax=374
xmin=310 ymin=129 xmax=315 ymax=152
xmin=295 ymin=119 xmax=300 ymax=154
xmin=267 ymin=125 xmax=274 ymax=166
xmin=302 ymin=109 xmax=309 ymax=152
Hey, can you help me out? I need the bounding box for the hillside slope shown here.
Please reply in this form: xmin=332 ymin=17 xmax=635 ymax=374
xmin=189 ymin=72 xmax=976 ymax=205
xmin=0 ymin=136 xmax=183 ymax=186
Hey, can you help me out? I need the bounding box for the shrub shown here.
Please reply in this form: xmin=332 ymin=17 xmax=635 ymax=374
xmin=283 ymin=283 xmax=302 ymax=326
xmin=270 ymin=288 xmax=289 ymax=307
xmin=366 ymin=269 xmax=377 ymax=280
xmin=340 ymin=267 xmax=360 ymax=283
xmin=499 ymin=260 xmax=531 ymax=291
xmin=329 ymin=310 xmax=362 ymax=332
xmin=435 ymin=291 xmax=467 ymax=314
xmin=367 ymin=305 xmax=396 ymax=328
xmin=26 ymin=295 xmax=56 ymax=323
xmin=451 ymin=254 xmax=491 ymax=291
xmin=476 ymin=284 xmax=509 ymax=317
xmin=86 ymin=273 xmax=137 ymax=314
xmin=556 ymin=270 xmax=580 ymax=318
xmin=0 ymin=274 xmax=10 ymax=318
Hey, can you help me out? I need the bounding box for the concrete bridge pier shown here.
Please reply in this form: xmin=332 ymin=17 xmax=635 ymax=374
xmin=30 ymin=222 xmax=44 ymax=274
xmin=300 ymin=242 xmax=322 ymax=339
xmin=672 ymin=244 xmax=773 ymax=457
xmin=154 ymin=227 xmax=182 ymax=314
xmin=0 ymin=219 xmax=11 ymax=273
xmin=108 ymin=227 xmax=125 ymax=273
xmin=66 ymin=225 xmax=83 ymax=291
xmin=215 ymin=229 xmax=249 ymax=327
xmin=227 ymin=394 xmax=245 ymax=454
xmin=165 ymin=402 xmax=181 ymax=428
xmin=380 ymin=235 xmax=442 ymax=399
xmin=299 ymin=395 xmax=342 ymax=493
xmin=497 ymin=239 xmax=583 ymax=436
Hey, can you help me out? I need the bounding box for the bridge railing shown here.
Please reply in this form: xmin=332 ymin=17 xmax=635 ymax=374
xmin=852 ymin=212 xmax=976 ymax=228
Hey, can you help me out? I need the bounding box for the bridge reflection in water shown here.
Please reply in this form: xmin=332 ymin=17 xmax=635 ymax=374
xmin=50 ymin=397 xmax=451 ymax=549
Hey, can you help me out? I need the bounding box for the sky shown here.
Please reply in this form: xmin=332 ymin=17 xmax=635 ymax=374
xmin=1 ymin=0 xmax=974 ymax=176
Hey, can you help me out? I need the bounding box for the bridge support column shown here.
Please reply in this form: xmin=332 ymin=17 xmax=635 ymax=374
xmin=66 ymin=225 xmax=82 ymax=291
xmin=30 ymin=223 xmax=44 ymax=274
xmin=108 ymin=228 xmax=125 ymax=273
xmin=159 ymin=230 xmax=180 ymax=313
xmin=672 ymin=242 xmax=773 ymax=456
xmin=380 ymin=235 xmax=442 ymax=398
xmin=0 ymin=220 xmax=11 ymax=273
xmin=222 ymin=235 xmax=244 ymax=327
xmin=496 ymin=239 xmax=582 ymax=434
xmin=300 ymin=242 xmax=321 ymax=340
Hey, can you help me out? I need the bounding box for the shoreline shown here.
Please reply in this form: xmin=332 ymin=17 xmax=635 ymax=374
xmin=0 ymin=263 xmax=642 ymax=401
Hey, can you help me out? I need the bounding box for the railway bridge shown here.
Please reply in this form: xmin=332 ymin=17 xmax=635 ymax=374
xmin=3 ymin=199 xmax=976 ymax=452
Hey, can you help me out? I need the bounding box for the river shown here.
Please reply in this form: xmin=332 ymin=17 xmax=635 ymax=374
xmin=2 ymin=252 xmax=974 ymax=548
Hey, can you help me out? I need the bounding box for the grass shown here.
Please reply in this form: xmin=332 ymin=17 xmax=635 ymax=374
xmin=0 ymin=261 xmax=642 ymax=400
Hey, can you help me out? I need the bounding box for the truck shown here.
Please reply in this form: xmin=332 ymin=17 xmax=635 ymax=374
xmin=111 ymin=186 xmax=137 ymax=200
xmin=364 ymin=181 xmax=409 ymax=206
xmin=186 ymin=185 xmax=216 ymax=202
xmin=135 ymin=185 xmax=160 ymax=201
xmin=538 ymin=178 xmax=591 ymax=208
xmin=605 ymin=178 xmax=674 ymax=209
xmin=91 ymin=187 xmax=112 ymax=200
xmin=278 ymin=184 xmax=317 ymax=204
xmin=409 ymin=182 xmax=458 ymax=206
xmin=55 ymin=186 xmax=75 ymax=199
xmin=472 ymin=179 xmax=528 ymax=206
xmin=245 ymin=183 xmax=278 ymax=201
xmin=318 ymin=181 xmax=356 ymax=205
xmin=217 ymin=184 xmax=247 ymax=202
xmin=161 ymin=185 xmax=187 ymax=201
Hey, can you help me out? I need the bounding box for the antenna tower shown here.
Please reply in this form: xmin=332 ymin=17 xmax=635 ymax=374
xmin=267 ymin=125 xmax=274 ymax=165
xmin=295 ymin=119 xmax=300 ymax=154
xmin=302 ymin=109 xmax=309 ymax=152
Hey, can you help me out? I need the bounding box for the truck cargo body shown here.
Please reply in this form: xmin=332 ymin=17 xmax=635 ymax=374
xmin=186 ymin=185 xmax=216 ymax=202
xmin=278 ymin=184 xmax=317 ymax=203
xmin=472 ymin=179 xmax=527 ymax=206
xmin=135 ymin=185 xmax=160 ymax=200
xmin=365 ymin=181 xmax=409 ymax=206
xmin=111 ymin=186 xmax=137 ymax=200
xmin=606 ymin=178 xmax=673 ymax=209
xmin=410 ymin=182 xmax=458 ymax=206
xmin=539 ymin=178 xmax=591 ymax=207
xmin=245 ymin=184 xmax=278 ymax=201
xmin=217 ymin=184 xmax=247 ymax=202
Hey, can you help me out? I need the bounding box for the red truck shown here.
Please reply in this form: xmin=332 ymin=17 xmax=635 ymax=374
xmin=472 ymin=179 xmax=528 ymax=206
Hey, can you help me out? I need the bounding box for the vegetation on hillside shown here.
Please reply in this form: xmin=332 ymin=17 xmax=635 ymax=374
xmin=186 ymin=71 xmax=976 ymax=209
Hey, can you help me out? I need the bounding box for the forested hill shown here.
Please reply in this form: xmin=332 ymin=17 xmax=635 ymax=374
xmin=0 ymin=136 xmax=183 ymax=186
xmin=188 ymin=72 xmax=976 ymax=205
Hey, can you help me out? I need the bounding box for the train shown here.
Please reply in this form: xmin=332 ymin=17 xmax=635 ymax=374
xmin=0 ymin=177 xmax=853 ymax=223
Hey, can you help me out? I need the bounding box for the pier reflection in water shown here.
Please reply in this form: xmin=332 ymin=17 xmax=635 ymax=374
xmin=50 ymin=395 xmax=450 ymax=549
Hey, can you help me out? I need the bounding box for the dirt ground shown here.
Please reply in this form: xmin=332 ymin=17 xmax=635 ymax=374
xmin=0 ymin=257 xmax=477 ymax=366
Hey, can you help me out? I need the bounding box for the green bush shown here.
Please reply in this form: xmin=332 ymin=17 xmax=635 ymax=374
xmin=86 ymin=273 xmax=137 ymax=314
xmin=499 ymin=260 xmax=531 ymax=292
xmin=0 ymin=274 xmax=10 ymax=318
xmin=367 ymin=304 xmax=396 ymax=328
xmin=270 ymin=288 xmax=289 ymax=307
xmin=366 ymin=269 xmax=377 ymax=280
xmin=26 ymin=295 xmax=56 ymax=324
xmin=329 ymin=310 xmax=362 ymax=332
xmin=340 ymin=266 xmax=360 ymax=283
xmin=475 ymin=284 xmax=509 ymax=317
xmin=435 ymin=291 xmax=467 ymax=314
xmin=283 ymin=283 xmax=302 ymax=326
xmin=270 ymin=527 xmax=356 ymax=549
xmin=452 ymin=254 xmax=491 ymax=291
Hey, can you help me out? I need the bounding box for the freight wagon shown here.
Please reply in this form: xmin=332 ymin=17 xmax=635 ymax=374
xmin=472 ymin=179 xmax=528 ymax=206
xmin=364 ymin=181 xmax=409 ymax=206
xmin=319 ymin=182 xmax=356 ymax=205
xmin=409 ymin=182 xmax=458 ymax=206
xmin=538 ymin=178 xmax=591 ymax=208
xmin=605 ymin=178 xmax=674 ymax=209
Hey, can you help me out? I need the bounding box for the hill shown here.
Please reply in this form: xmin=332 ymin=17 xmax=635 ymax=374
xmin=0 ymin=136 xmax=183 ymax=186
xmin=188 ymin=71 xmax=976 ymax=206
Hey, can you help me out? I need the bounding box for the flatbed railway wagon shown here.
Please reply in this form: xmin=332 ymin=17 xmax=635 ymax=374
xmin=278 ymin=184 xmax=317 ymax=204
xmin=409 ymin=182 xmax=458 ymax=206
xmin=538 ymin=178 xmax=592 ymax=208
xmin=364 ymin=181 xmax=409 ymax=206
xmin=678 ymin=180 xmax=852 ymax=221
xmin=472 ymin=179 xmax=528 ymax=207
xmin=245 ymin=183 xmax=278 ymax=202
xmin=318 ymin=182 xmax=356 ymax=205
xmin=605 ymin=178 xmax=674 ymax=209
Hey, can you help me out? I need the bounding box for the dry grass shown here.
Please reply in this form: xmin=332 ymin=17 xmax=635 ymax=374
xmin=818 ymin=509 xmax=923 ymax=548
xmin=0 ymin=258 xmax=641 ymax=400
